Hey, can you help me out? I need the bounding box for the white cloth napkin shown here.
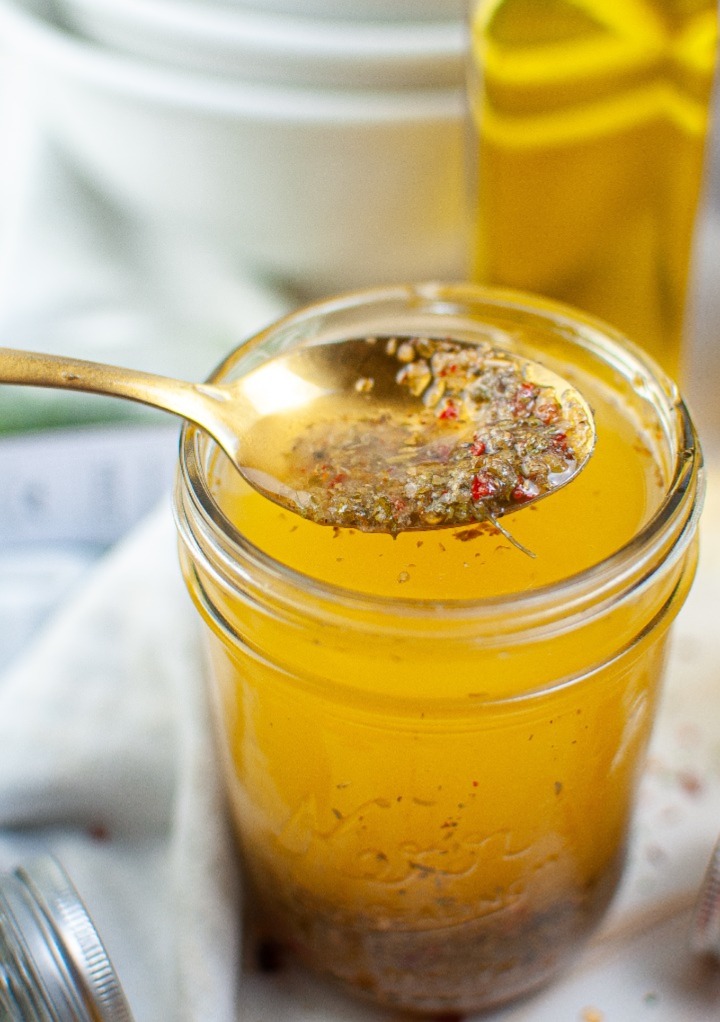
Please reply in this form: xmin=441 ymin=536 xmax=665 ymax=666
xmin=0 ymin=503 xmax=240 ymax=1020
xmin=1 ymin=467 xmax=719 ymax=1022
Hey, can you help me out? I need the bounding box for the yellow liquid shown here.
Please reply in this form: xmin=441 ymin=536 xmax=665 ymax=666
xmin=181 ymin=336 xmax=697 ymax=1013
xmin=212 ymin=392 xmax=651 ymax=603
xmin=469 ymin=0 xmax=718 ymax=378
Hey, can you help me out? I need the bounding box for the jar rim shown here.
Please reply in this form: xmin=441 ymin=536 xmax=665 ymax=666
xmin=175 ymin=282 xmax=704 ymax=625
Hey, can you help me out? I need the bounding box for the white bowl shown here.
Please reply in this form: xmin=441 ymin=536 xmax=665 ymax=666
xmin=0 ymin=0 xmax=468 ymax=295
xmin=184 ymin=0 xmax=465 ymax=21
xmin=56 ymin=0 xmax=466 ymax=87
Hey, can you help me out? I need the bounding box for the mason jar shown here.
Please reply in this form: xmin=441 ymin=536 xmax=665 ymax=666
xmin=173 ymin=283 xmax=704 ymax=1015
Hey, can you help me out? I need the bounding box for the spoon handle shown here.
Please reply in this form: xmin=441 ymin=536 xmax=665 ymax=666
xmin=0 ymin=346 xmax=218 ymax=428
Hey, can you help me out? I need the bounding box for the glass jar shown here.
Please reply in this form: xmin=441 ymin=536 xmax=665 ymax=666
xmin=173 ymin=283 xmax=704 ymax=1015
xmin=467 ymin=0 xmax=718 ymax=379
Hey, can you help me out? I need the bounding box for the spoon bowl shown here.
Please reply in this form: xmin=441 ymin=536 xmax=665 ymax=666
xmin=0 ymin=338 xmax=594 ymax=537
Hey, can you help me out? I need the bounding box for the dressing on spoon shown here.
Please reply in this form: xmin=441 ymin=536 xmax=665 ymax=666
xmin=0 ymin=338 xmax=594 ymax=542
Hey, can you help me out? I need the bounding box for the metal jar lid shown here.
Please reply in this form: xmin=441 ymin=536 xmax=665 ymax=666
xmin=691 ymin=835 xmax=720 ymax=961
xmin=0 ymin=855 xmax=134 ymax=1021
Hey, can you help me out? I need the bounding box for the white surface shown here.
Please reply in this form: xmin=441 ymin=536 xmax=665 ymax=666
xmin=189 ymin=0 xmax=464 ymax=21
xmin=55 ymin=0 xmax=465 ymax=88
xmin=0 ymin=0 xmax=468 ymax=296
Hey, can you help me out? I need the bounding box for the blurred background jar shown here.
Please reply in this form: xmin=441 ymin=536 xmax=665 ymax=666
xmin=467 ymin=0 xmax=719 ymax=380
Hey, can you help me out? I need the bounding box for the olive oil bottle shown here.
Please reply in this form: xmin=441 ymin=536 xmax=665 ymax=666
xmin=468 ymin=0 xmax=718 ymax=377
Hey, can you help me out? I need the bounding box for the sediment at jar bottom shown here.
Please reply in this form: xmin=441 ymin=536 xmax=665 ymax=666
xmin=243 ymin=848 xmax=624 ymax=1016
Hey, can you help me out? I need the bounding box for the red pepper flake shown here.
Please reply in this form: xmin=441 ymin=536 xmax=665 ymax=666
xmin=511 ymin=486 xmax=531 ymax=503
xmin=511 ymin=478 xmax=540 ymax=503
xmin=512 ymin=381 xmax=538 ymax=416
xmin=438 ymin=401 xmax=459 ymax=421
xmin=534 ymin=400 xmax=561 ymax=424
xmin=471 ymin=472 xmax=496 ymax=501
xmin=285 ymin=334 xmax=594 ymax=539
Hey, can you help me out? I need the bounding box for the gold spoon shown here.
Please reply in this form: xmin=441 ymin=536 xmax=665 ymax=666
xmin=0 ymin=339 xmax=595 ymax=536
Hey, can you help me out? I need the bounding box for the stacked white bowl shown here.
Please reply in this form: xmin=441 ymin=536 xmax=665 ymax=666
xmin=0 ymin=0 xmax=469 ymax=295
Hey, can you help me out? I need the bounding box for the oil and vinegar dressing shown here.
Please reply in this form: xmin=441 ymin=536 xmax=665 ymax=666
xmin=197 ymin=354 xmax=678 ymax=1012
xmin=209 ymin=366 xmax=661 ymax=602
xmin=183 ymin=316 xmax=699 ymax=1014
xmin=469 ymin=0 xmax=718 ymax=376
